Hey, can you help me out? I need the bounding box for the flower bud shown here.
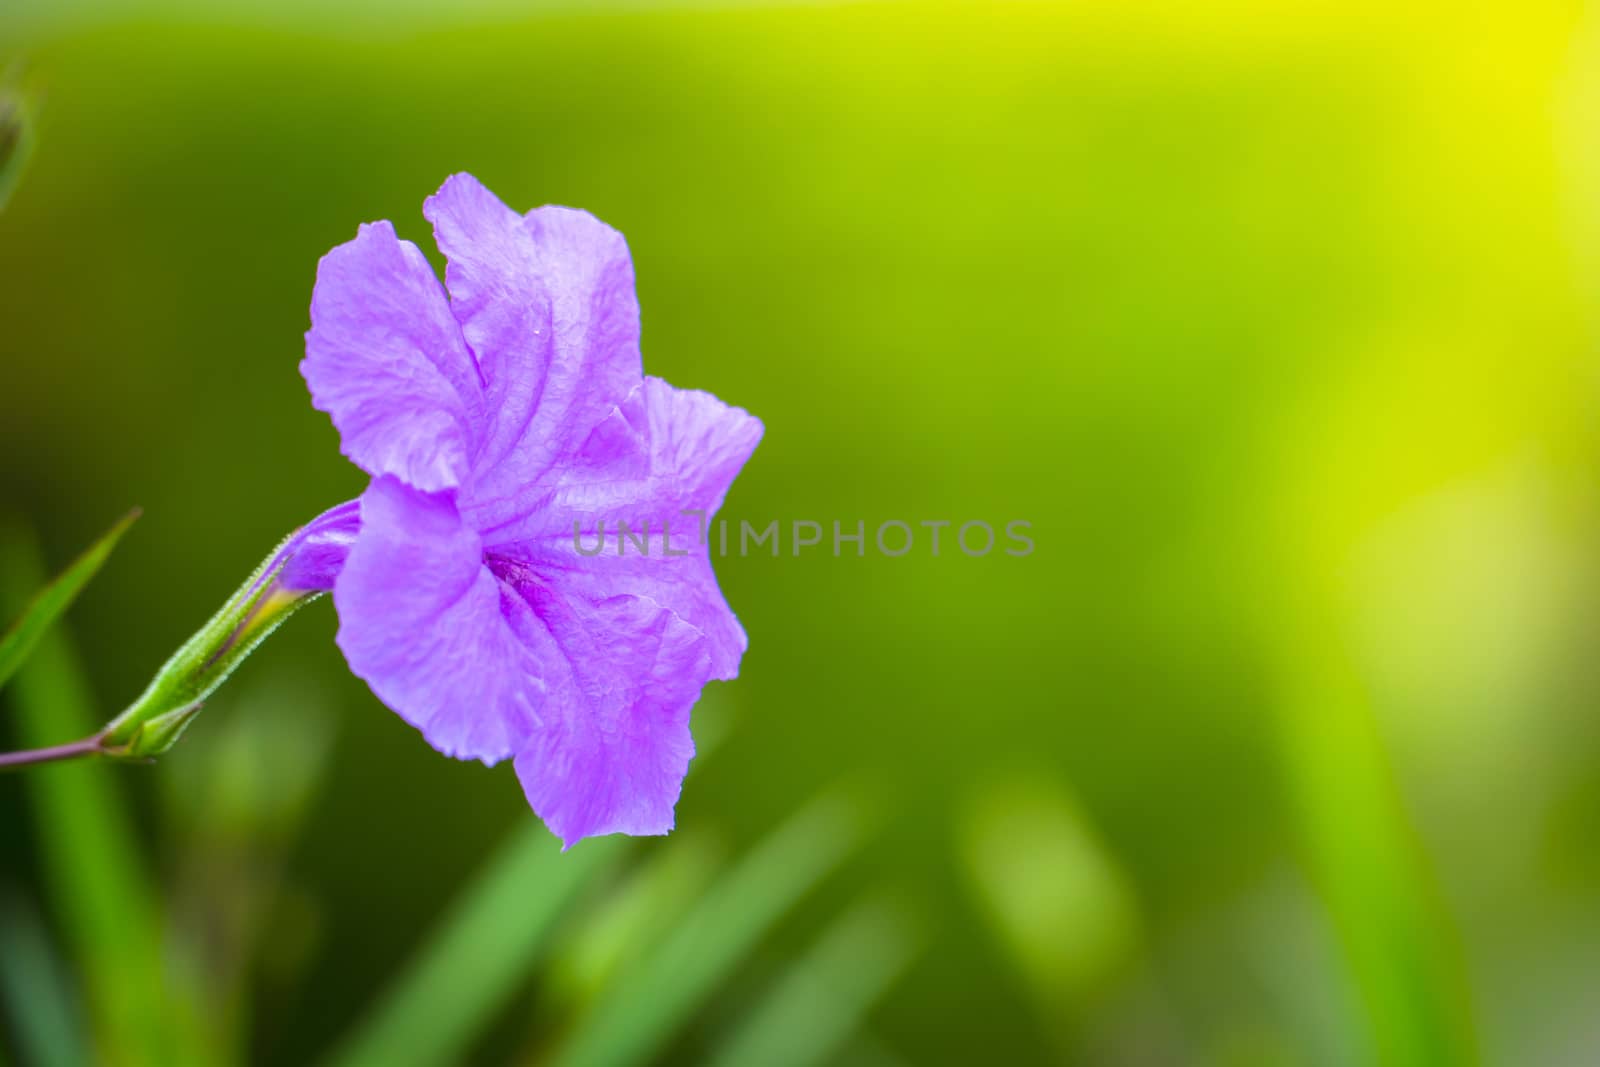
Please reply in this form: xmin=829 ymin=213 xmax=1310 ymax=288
xmin=99 ymin=502 xmax=359 ymax=758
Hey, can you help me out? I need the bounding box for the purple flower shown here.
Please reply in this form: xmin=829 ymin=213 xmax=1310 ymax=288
xmin=300 ymin=174 xmax=761 ymax=846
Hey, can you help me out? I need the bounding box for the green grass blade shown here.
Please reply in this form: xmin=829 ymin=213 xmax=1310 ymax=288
xmin=706 ymin=893 xmax=919 ymax=1067
xmin=0 ymin=521 xmax=173 ymax=1067
xmin=1279 ymin=657 xmax=1479 ymax=1067
xmin=958 ymin=775 xmax=1140 ymax=1035
xmin=0 ymin=510 xmax=138 ymax=694
xmin=323 ymin=825 xmax=625 ymax=1067
xmin=547 ymin=834 xmax=721 ymax=1002
xmin=331 ymin=695 xmax=737 ymax=1067
xmin=0 ymin=894 xmax=87 ymax=1067
xmin=550 ymin=790 xmax=869 ymax=1067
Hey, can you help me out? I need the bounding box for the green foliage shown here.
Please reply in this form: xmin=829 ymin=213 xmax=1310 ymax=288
xmin=550 ymin=792 xmax=869 ymax=1067
xmin=1276 ymin=658 xmax=1480 ymax=1067
xmin=0 ymin=511 xmax=137 ymax=694
xmin=0 ymin=524 xmax=179 ymax=1066
xmin=706 ymin=893 xmax=919 ymax=1067
xmin=323 ymin=828 xmax=624 ymax=1067
xmin=326 ymin=787 xmax=876 ymax=1067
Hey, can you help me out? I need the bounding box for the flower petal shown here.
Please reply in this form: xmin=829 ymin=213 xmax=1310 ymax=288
xmin=464 ymin=203 xmax=645 ymax=521
xmin=633 ymin=376 xmax=765 ymax=517
xmin=503 ymin=575 xmax=711 ymax=847
xmin=333 ymin=477 xmax=538 ymax=764
xmin=475 ymin=377 xmax=763 ymax=679
xmin=303 ymin=221 xmax=484 ymax=492
xmin=422 ymin=174 xmax=550 ymax=476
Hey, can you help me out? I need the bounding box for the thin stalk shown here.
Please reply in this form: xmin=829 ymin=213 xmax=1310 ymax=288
xmin=0 ymin=733 xmax=104 ymax=770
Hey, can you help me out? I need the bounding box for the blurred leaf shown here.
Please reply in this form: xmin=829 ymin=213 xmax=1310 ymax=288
xmin=959 ymin=775 xmax=1139 ymax=1012
xmin=0 ymin=509 xmax=137 ymax=695
xmin=707 ymin=892 xmax=920 ymax=1067
xmin=1278 ymin=654 xmax=1480 ymax=1067
xmin=0 ymin=520 xmax=179 ymax=1066
xmin=0 ymin=893 xmax=85 ymax=1067
xmin=548 ymin=833 xmax=721 ymax=1001
xmin=323 ymin=825 xmax=625 ymax=1067
xmin=550 ymin=789 xmax=869 ymax=1067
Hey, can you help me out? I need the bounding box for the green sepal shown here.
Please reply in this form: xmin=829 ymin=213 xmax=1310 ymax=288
xmin=99 ymin=528 xmax=321 ymax=758
xmin=99 ymin=699 xmax=205 ymax=760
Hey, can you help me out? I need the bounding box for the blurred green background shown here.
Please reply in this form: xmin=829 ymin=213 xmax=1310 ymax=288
xmin=4 ymin=1 xmax=1600 ymax=1064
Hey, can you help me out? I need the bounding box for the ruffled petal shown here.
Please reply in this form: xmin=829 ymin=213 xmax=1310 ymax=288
xmin=332 ymin=477 xmax=538 ymax=764
xmin=422 ymin=174 xmax=550 ymax=476
xmin=503 ymin=573 xmax=711 ymax=847
xmin=464 ymin=204 xmax=645 ymax=524
xmin=546 ymin=556 xmax=746 ymax=682
xmin=474 ymin=377 xmax=762 ymax=679
xmin=302 ymin=221 xmax=484 ymax=491
xmin=632 ymin=378 xmax=766 ymax=518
